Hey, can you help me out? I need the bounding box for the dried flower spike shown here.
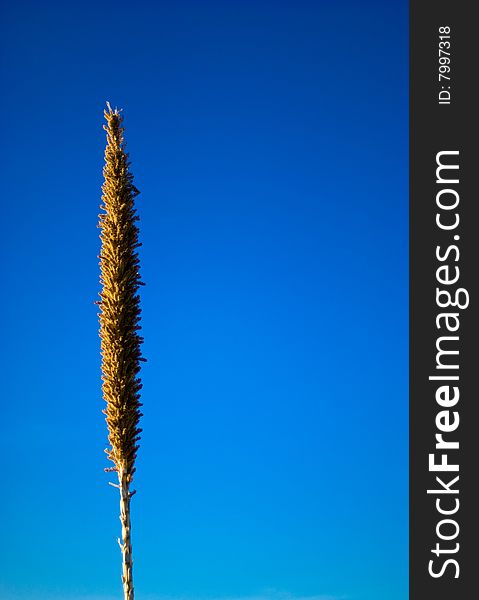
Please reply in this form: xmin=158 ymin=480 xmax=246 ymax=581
xmin=98 ymin=103 xmax=144 ymax=600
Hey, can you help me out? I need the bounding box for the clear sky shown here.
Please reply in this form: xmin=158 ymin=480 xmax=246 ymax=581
xmin=0 ymin=2 xmax=407 ymax=600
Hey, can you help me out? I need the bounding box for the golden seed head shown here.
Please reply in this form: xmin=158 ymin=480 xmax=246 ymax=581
xmin=98 ymin=104 xmax=144 ymax=478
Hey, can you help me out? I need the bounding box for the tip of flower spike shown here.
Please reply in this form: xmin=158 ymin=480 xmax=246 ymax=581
xmin=105 ymin=101 xmax=122 ymax=116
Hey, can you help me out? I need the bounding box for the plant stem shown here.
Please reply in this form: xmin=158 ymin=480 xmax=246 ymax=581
xmin=119 ymin=468 xmax=134 ymax=600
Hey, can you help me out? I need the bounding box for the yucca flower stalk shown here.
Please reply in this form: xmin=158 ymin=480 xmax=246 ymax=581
xmin=98 ymin=103 xmax=144 ymax=600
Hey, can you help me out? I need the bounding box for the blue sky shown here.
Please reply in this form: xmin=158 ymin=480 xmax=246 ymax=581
xmin=0 ymin=1 xmax=407 ymax=600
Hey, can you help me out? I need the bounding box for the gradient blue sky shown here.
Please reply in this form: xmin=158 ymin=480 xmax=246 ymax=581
xmin=0 ymin=2 xmax=407 ymax=600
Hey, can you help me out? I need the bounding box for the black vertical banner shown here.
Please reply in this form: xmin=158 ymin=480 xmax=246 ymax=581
xmin=410 ymin=1 xmax=478 ymax=599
